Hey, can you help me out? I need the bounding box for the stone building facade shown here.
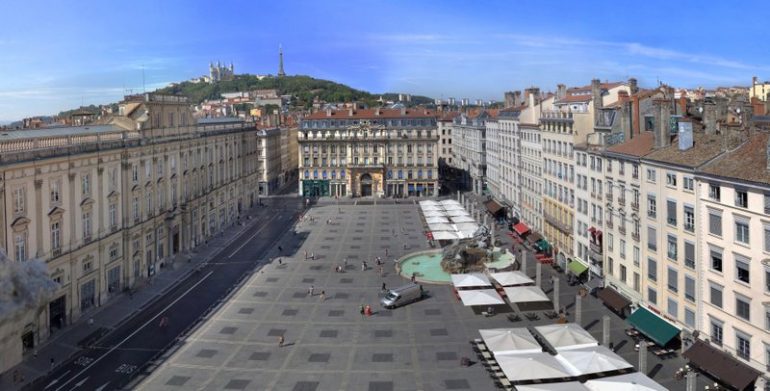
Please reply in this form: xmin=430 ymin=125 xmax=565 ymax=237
xmin=298 ymin=108 xmax=439 ymax=198
xmin=0 ymin=93 xmax=262 ymax=373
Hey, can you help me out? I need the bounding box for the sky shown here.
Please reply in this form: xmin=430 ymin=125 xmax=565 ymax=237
xmin=1 ymin=0 xmax=770 ymax=122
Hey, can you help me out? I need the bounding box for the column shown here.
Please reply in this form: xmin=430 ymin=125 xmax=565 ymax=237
xmin=602 ymin=315 xmax=611 ymax=346
xmin=638 ymin=342 xmax=648 ymax=373
xmin=535 ymin=262 xmax=542 ymax=288
xmin=552 ymin=276 xmax=559 ymax=312
xmin=520 ymin=249 xmax=527 ymax=273
xmin=574 ymin=294 xmax=582 ymax=325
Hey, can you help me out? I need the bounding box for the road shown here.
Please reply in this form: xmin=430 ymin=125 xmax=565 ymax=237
xmin=28 ymin=197 xmax=303 ymax=391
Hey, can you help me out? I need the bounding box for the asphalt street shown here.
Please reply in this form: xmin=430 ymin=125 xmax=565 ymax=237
xmin=27 ymin=197 xmax=303 ymax=391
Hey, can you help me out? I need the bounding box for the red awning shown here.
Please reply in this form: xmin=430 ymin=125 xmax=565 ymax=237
xmin=588 ymin=227 xmax=596 ymax=233
xmin=513 ymin=222 xmax=530 ymax=236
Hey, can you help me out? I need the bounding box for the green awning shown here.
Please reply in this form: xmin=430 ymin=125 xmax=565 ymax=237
xmin=627 ymin=307 xmax=680 ymax=346
xmin=535 ymin=239 xmax=551 ymax=252
xmin=567 ymin=260 xmax=588 ymax=275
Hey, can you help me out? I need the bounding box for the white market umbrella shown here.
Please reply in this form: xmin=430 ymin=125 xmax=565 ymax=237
xmin=431 ymin=231 xmax=459 ymax=240
xmin=496 ymin=352 xmax=576 ymax=382
xmin=451 ymin=215 xmax=476 ymax=223
xmin=490 ymin=271 xmax=535 ymax=287
xmin=422 ymin=210 xmax=446 ymax=218
xmin=442 ymin=204 xmax=466 ymax=211
xmin=421 ymin=205 xmax=444 ymax=212
xmin=504 ymin=286 xmax=550 ymax=303
xmin=479 ymin=328 xmax=542 ymax=355
xmin=419 ymin=200 xmax=439 ymax=206
xmin=440 ymin=199 xmax=462 ymax=206
xmin=445 ymin=209 xmax=469 ymax=217
xmin=556 ymin=345 xmax=633 ymax=376
xmin=584 ymin=373 xmax=667 ymax=391
xmin=426 ymin=217 xmax=450 ymax=224
xmin=451 ymin=273 xmax=492 ymax=288
xmin=428 ymin=223 xmax=456 ymax=232
xmin=457 ymin=289 xmax=504 ymax=306
xmin=535 ymin=324 xmax=598 ymax=351
xmin=515 ymin=382 xmax=590 ymax=391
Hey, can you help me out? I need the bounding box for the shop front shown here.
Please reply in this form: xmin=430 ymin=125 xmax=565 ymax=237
xmin=301 ymin=179 xmax=330 ymax=197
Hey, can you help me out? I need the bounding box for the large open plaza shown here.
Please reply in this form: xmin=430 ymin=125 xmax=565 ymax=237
xmin=133 ymin=198 xmax=708 ymax=391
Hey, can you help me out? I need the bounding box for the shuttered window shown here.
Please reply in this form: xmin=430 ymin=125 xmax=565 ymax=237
xmin=647 ymin=226 xmax=657 ymax=251
xmin=709 ymin=211 xmax=722 ymax=236
xmin=684 ymin=241 xmax=695 ymax=268
xmin=685 ymin=275 xmax=695 ymax=301
xmin=667 ymin=200 xmax=677 ymax=225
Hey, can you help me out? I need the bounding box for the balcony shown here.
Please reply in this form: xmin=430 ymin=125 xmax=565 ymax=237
xmin=589 ymin=241 xmax=603 ymax=255
xmin=632 ymin=232 xmax=640 ymax=242
xmin=631 ymin=201 xmax=639 ymax=211
xmin=605 ymin=219 xmax=613 ymax=229
xmin=544 ymin=212 xmax=572 ymax=234
xmin=618 ymin=225 xmax=626 ymax=235
xmin=605 ymin=193 xmax=613 ymax=201
xmin=52 ymin=248 xmax=62 ymax=258
xmin=618 ymin=198 xmax=626 ymax=206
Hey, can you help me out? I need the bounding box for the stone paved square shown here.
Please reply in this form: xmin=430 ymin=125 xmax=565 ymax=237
xmin=137 ymin=201 xmax=699 ymax=391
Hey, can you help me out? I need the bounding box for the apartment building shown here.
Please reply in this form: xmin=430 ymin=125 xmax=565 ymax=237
xmin=298 ymin=108 xmax=439 ymax=198
xmin=256 ymin=126 xmax=298 ymax=195
xmin=452 ymin=110 xmax=496 ymax=194
xmin=697 ymin=131 xmax=770 ymax=383
xmin=0 ymin=94 xmax=262 ymax=373
xmin=486 ymin=108 xmax=520 ymax=215
xmin=518 ymin=93 xmax=553 ymax=233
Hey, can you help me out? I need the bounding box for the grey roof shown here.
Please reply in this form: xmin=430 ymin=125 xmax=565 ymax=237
xmin=0 ymin=125 xmax=126 ymax=141
xmin=197 ymin=117 xmax=244 ymax=124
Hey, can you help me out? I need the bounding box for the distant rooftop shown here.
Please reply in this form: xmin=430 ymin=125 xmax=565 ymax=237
xmin=700 ymin=132 xmax=770 ymax=185
xmin=304 ymin=108 xmax=435 ymax=120
xmin=605 ymin=131 xmax=655 ymax=158
xmin=643 ymin=132 xmax=724 ymax=168
xmin=197 ymin=117 xmax=244 ymax=124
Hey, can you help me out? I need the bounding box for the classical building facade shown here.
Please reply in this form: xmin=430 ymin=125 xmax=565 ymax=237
xmin=452 ymin=110 xmax=496 ymax=194
xmin=256 ymin=126 xmax=298 ymax=195
xmin=298 ymin=108 xmax=439 ymax=198
xmin=0 ymin=94 xmax=262 ymax=373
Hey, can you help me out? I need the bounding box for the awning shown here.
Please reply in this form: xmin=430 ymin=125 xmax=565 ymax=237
xmin=527 ymin=232 xmax=544 ymax=244
xmin=556 ymin=345 xmax=633 ymax=375
xmin=535 ymin=324 xmax=598 ymax=351
xmin=485 ymin=200 xmax=504 ymax=216
xmin=596 ymin=287 xmax=631 ymax=313
xmin=489 ymin=271 xmax=534 ymax=287
xmin=683 ymin=340 xmax=761 ymax=391
xmin=627 ymin=307 xmax=680 ymax=346
xmin=504 ymin=286 xmax=550 ymax=303
xmin=457 ymin=289 xmax=505 ymax=306
xmin=479 ymin=328 xmax=542 ymax=355
xmin=451 ymin=273 xmax=492 ymax=288
xmin=534 ymin=239 xmax=552 ymax=252
xmin=567 ymin=260 xmax=588 ymax=275
xmin=584 ymin=372 xmax=667 ymax=391
xmin=513 ymin=222 xmax=530 ymax=235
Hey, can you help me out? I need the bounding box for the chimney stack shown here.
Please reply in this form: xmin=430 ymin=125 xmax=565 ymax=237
xmin=556 ymin=84 xmax=567 ymax=100
xmin=653 ymin=98 xmax=672 ymax=148
xmin=400 ymin=106 xmax=406 ymax=116
xmin=592 ymin=79 xmax=603 ymax=126
xmin=766 ymin=136 xmax=770 ymax=172
xmin=525 ymin=87 xmax=540 ymax=108
xmin=348 ymin=107 xmax=354 ymax=116
xmin=628 ymin=78 xmax=639 ymax=94
xmin=618 ymin=91 xmax=632 ymax=142
xmin=375 ymin=107 xmax=381 ymax=116
xmin=513 ymin=91 xmax=522 ymax=107
xmin=703 ymin=101 xmax=717 ymax=134
xmin=326 ymin=107 xmax=332 ymax=117
xmin=504 ymin=91 xmax=515 ymax=108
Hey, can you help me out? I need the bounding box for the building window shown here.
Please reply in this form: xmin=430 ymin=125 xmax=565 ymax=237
xmin=14 ymin=233 xmax=27 ymax=261
xmin=13 ymin=187 xmax=25 ymax=215
xmin=683 ymin=176 xmax=694 ymax=191
xmin=647 ymin=257 xmax=657 ymax=281
xmin=648 ymin=287 xmax=657 ymax=304
xmin=666 ymin=200 xmax=677 ymax=226
xmin=709 ymin=184 xmax=721 ymax=201
xmin=736 ymin=333 xmax=751 ymax=360
xmin=132 ymin=165 xmax=139 ymax=182
xmin=684 ymin=275 xmax=695 ymax=302
xmin=711 ymin=320 xmax=723 ymax=346
xmin=109 ymin=203 xmax=118 ymax=229
xmin=646 ymin=169 xmax=656 ymax=183
xmin=736 ymin=257 xmax=750 ymax=284
xmin=667 ymin=267 xmax=678 ymax=292
xmin=765 ymin=225 xmax=770 ymax=253
xmin=684 ymin=241 xmax=695 ymax=269
xmin=667 ymin=298 xmax=678 ymax=318
xmin=766 ymin=268 xmax=770 ymax=293
xmin=51 ymin=222 xmax=61 ymax=254
xmin=82 ymin=211 xmax=92 ymax=241
xmin=710 ymin=248 xmax=723 ymax=272
xmin=647 ymin=226 xmax=657 ymax=251
xmin=736 ymin=296 xmax=751 ymax=321
xmin=607 ymin=233 xmax=613 ymax=251
xmin=735 ymin=218 xmax=750 ymax=244
xmin=735 ymin=188 xmax=748 ymax=208
xmin=619 ymin=264 xmax=627 ymax=283
xmin=666 ymin=172 xmax=677 ymax=187
xmin=667 ymin=235 xmax=677 ymax=260
xmin=710 ymin=283 xmax=723 ymax=308
xmin=50 ymin=179 xmax=61 ymax=204
xmin=684 ymin=308 xmax=695 ymax=327
xmin=708 ymin=211 xmax=722 ymax=236
xmin=684 ymin=206 xmax=694 ymax=232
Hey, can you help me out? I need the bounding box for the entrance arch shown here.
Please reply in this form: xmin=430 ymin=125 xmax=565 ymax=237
xmin=360 ymin=173 xmax=373 ymax=197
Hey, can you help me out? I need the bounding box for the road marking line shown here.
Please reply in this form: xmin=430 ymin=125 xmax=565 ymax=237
xmin=227 ymin=214 xmax=279 ymax=258
xmin=44 ymin=369 xmax=70 ymax=389
xmin=54 ymin=271 xmax=214 ymax=391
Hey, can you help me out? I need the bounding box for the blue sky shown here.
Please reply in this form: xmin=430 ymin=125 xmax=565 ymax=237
xmin=1 ymin=0 xmax=769 ymax=122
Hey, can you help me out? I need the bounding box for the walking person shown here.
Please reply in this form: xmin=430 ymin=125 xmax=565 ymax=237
xmin=360 ymin=304 xmax=365 ymax=318
xmin=308 ymin=285 xmax=314 ymax=296
xmin=50 ymin=357 xmax=55 ymax=369
xmin=379 ymin=265 xmax=384 ymax=276
xmin=278 ymin=335 xmax=285 ymax=347
xmin=411 ymin=273 xmax=416 ymax=283
xmin=278 ymin=245 xmax=283 ymax=253
xmin=310 ymin=252 xmax=315 ymax=260
xmin=319 ymin=291 xmax=325 ymax=301
xmin=304 ymin=250 xmax=308 ymax=260
xmin=381 ymin=282 xmax=387 ymax=292
xmin=385 ymin=248 xmax=389 ymax=257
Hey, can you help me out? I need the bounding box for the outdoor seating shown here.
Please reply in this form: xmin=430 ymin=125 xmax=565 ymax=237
xmin=507 ymin=313 xmax=521 ymax=322
xmin=544 ymin=311 xmax=558 ymax=319
xmin=625 ymin=328 xmax=640 ymax=337
xmin=525 ymin=312 xmax=540 ymax=321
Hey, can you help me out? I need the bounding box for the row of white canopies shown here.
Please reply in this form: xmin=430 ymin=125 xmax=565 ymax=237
xmin=419 ymin=200 xmax=479 ymax=240
xmin=479 ymin=324 xmax=666 ymax=390
xmin=451 ymin=272 xmax=550 ymax=307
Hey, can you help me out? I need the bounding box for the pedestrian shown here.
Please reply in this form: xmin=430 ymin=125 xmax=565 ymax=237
xmin=360 ymin=304 xmax=365 ymax=317
xmin=50 ymin=357 xmax=55 ymax=369
xmin=343 ymin=258 xmax=348 ymax=268
xmin=361 ymin=261 xmax=367 ymax=271
xmin=403 ymin=243 xmax=408 ymax=250
xmin=304 ymin=250 xmax=308 ymax=260
xmin=320 ymin=291 xmax=325 ymax=301
xmin=381 ymin=282 xmax=387 ymax=292
xmin=308 ymin=285 xmax=314 ymax=296
xmin=411 ymin=273 xmax=416 ymax=283
xmin=278 ymin=245 xmax=283 ymax=253
xmin=88 ymin=317 xmax=94 ymax=326
xmin=278 ymin=335 xmax=285 ymax=347
xmin=311 ymin=252 xmax=315 ymax=260
xmin=385 ymin=248 xmax=389 ymax=257
xmin=379 ymin=265 xmax=384 ymax=276
xmin=278 ymin=258 xmax=282 ymax=265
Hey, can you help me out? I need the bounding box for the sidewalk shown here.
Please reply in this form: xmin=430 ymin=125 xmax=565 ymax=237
xmin=1 ymin=204 xmax=277 ymax=391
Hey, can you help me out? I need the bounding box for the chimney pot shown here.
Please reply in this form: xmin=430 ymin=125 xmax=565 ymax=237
xmin=400 ymin=107 xmax=406 ymax=116
xmin=325 ymin=107 xmax=332 ymax=117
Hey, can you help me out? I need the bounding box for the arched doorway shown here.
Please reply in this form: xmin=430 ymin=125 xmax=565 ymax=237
xmin=360 ymin=173 xmax=373 ymax=197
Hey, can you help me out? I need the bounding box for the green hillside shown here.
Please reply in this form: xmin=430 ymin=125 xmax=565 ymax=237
xmin=155 ymin=74 xmax=433 ymax=108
